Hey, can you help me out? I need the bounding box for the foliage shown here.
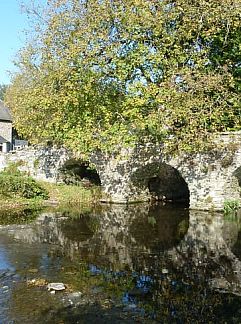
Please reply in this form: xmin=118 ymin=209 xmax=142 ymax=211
xmin=223 ymin=199 xmax=240 ymax=217
xmin=5 ymin=0 xmax=241 ymax=155
xmin=0 ymin=165 xmax=48 ymax=199
xmin=0 ymin=84 xmax=8 ymax=101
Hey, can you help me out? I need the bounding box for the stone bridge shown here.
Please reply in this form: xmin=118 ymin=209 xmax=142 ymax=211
xmin=1 ymin=132 xmax=241 ymax=210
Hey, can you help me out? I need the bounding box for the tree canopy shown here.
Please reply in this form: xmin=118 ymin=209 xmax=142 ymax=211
xmin=5 ymin=0 xmax=241 ymax=155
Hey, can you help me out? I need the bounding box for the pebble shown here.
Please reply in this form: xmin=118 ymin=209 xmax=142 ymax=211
xmin=28 ymin=268 xmax=38 ymax=273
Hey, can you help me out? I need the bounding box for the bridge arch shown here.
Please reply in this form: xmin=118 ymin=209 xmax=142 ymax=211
xmin=58 ymin=159 xmax=101 ymax=187
xmin=130 ymin=162 xmax=190 ymax=205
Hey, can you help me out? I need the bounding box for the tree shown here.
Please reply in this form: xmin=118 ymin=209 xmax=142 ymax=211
xmin=0 ymin=84 xmax=8 ymax=101
xmin=5 ymin=0 xmax=241 ymax=156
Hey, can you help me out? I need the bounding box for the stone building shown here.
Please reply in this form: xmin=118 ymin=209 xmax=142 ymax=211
xmin=0 ymin=100 xmax=12 ymax=152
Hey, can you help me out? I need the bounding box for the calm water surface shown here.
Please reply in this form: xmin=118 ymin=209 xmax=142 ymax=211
xmin=0 ymin=204 xmax=241 ymax=323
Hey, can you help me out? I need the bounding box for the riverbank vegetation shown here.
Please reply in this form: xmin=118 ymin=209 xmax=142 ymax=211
xmin=5 ymin=0 xmax=241 ymax=156
xmin=0 ymin=165 xmax=101 ymax=211
xmin=0 ymin=165 xmax=48 ymax=200
xmin=41 ymin=182 xmax=101 ymax=208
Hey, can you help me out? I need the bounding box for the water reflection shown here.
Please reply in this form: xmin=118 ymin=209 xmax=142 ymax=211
xmin=1 ymin=204 xmax=241 ymax=322
xmin=2 ymin=204 xmax=189 ymax=271
xmin=168 ymin=211 xmax=241 ymax=295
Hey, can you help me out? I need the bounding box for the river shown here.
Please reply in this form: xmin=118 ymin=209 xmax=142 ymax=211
xmin=0 ymin=203 xmax=241 ymax=323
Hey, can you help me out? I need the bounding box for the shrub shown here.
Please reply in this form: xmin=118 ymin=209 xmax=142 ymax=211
xmin=0 ymin=166 xmax=48 ymax=199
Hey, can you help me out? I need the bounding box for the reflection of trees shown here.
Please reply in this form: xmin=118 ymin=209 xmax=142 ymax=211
xmin=0 ymin=208 xmax=39 ymax=225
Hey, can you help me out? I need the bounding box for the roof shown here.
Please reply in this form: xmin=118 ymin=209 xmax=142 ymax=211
xmin=0 ymin=136 xmax=8 ymax=143
xmin=0 ymin=101 xmax=12 ymax=122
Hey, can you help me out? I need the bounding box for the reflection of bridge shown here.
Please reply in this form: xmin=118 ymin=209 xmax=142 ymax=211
xmin=3 ymin=204 xmax=241 ymax=296
xmin=169 ymin=211 xmax=241 ymax=296
xmin=1 ymin=133 xmax=241 ymax=210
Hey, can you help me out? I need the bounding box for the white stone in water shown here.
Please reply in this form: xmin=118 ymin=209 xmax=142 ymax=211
xmin=47 ymin=283 xmax=65 ymax=291
xmin=162 ymin=268 xmax=169 ymax=274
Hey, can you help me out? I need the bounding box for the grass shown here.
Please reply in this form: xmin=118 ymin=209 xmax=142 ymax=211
xmin=41 ymin=182 xmax=102 ymax=207
xmin=0 ymin=182 xmax=102 ymax=226
xmin=0 ymin=164 xmax=102 ymax=224
xmin=0 ymin=181 xmax=101 ymax=212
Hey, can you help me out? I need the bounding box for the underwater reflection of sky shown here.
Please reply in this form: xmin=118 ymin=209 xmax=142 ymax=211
xmin=0 ymin=245 xmax=14 ymax=270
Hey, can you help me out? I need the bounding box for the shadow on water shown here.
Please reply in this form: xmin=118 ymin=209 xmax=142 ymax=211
xmin=1 ymin=203 xmax=241 ymax=322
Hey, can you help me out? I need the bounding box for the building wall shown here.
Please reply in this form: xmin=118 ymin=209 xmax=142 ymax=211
xmin=0 ymin=120 xmax=12 ymax=143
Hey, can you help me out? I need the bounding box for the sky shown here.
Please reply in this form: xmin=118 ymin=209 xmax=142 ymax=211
xmin=0 ymin=0 xmax=38 ymax=85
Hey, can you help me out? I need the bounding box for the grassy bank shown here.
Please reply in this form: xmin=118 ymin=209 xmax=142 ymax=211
xmin=0 ymin=182 xmax=101 ymax=210
xmin=0 ymin=164 xmax=101 ymax=211
xmin=41 ymin=182 xmax=101 ymax=207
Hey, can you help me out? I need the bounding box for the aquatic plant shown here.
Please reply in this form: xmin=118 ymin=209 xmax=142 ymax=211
xmin=223 ymin=199 xmax=240 ymax=217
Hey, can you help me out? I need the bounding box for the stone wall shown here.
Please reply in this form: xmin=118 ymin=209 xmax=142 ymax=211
xmin=0 ymin=133 xmax=241 ymax=210
xmin=0 ymin=146 xmax=71 ymax=183
xmin=0 ymin=121 xmax=12 ymax=143
xmin=91 ymin=133 xmax=241 ymax=210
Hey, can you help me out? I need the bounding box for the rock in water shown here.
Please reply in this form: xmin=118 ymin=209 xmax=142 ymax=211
xmin=47 ymin=283 xmax=65 ymax=291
